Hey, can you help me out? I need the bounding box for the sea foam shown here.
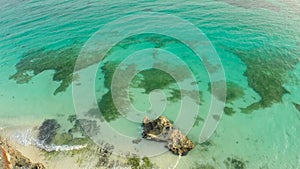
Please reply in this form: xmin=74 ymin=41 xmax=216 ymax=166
xmin=12 ymin=128 xmax=87 ymax=152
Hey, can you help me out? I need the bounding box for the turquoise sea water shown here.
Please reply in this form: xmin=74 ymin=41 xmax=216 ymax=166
xmin=1 ymin=0 xmax=300 ymax=168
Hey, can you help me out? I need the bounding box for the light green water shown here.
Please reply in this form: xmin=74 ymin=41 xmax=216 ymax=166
xmin=0 ymin=0 xmax=300 ymax=168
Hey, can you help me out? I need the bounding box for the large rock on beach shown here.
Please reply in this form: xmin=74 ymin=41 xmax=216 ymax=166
xmin=142 ymin=116 xmax=194 ymax=155
xmin=0 ymin=137 xmax=45 ymax=169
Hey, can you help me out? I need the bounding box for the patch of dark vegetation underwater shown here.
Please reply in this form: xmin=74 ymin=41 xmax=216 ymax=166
xmin=222 ymin=46 xmax=299 ymax=113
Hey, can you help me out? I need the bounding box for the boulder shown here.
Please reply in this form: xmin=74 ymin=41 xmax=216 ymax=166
xmin=142 ymin=116 xmax=194 ymax=155
xmin=142 ymin=116 xmax=173 ymax=142
xmin=166 ymin=130 xmax=194 ymax=155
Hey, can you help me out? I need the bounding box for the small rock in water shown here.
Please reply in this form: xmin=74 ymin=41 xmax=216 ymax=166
xmin=38 ymin=119 xmax=60 ymax=145
xmin=142 ymin=116 xmax=194 ymax=155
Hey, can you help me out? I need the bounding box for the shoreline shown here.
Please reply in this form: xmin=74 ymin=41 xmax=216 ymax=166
xmin=0 ymin=125 xmax=159 ymax=169
xmin=0 ymin=135 xmax=45 ymax=169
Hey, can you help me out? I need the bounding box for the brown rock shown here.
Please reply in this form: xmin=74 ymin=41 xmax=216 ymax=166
xmin=166 ymin=130 xmax=194 ymax=155
xmin=142 ymin=116 xmax=194 ymax=155
xmin=0 ymin=137 xmax=45 ymax=169
xmin=142 ymin=116 xmax=173 ymax=142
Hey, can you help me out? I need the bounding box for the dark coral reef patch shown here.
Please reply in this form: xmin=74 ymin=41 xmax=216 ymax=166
xmin=10 ymin=46 xmax=80 ymax=95
xmin=223 ymin=47 xmax=298 ymax=113
xmin=96 ymin=62 xmax=121 ymax=122
xmin=208 ymin=81 xmax=244 ymax=103
xmin=133 ymin=68 xmax=177 ymax=94
xmin=97 ymin=62 xmax=184 ymax=122
xmin=208 ymin=81 xmax=244 ymax=115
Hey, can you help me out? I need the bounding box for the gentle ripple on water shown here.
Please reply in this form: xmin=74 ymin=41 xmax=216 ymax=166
xmin=0 ymin=0 xmax=300 ymax=168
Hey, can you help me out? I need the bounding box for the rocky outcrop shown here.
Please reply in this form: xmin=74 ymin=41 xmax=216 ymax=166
xmin=166 ymin=130 xmax=194 ymax=155
xmin=142 ymin=116 xmax=173 ymax=142
xmin=38 ymin=119 xmax=60 ymax=144
xmin=0 ymin=137 xmax=45 ymax=169
xmin=142 ymin=116 xmax=194 ymax=155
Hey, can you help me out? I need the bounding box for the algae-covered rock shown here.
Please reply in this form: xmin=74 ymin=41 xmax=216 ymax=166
xmin=38 ymin=119 xmax=61 ymax=145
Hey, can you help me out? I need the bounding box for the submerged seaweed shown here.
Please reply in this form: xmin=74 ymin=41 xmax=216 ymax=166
xmin=293 ymin=102 xmax=300 ymax=112
xmin=193 ymin=116 xmax=204 ymax=127
xmin=10 ymin=46 xmax=80 ymax=95
xmin=127 ymin=156 xmax=155 ymax=169
xmin=96 ymin=62 xmax=122 ymax=121
xmin=131 ymin=68 xmax=195 ymax=103
xmin=38 ymin=116 xmax=99 ymax=150
xmin=224 ymin=106 xmax=236 ymax=116
xmin=225 ymin=82 xmax=245 ymax=103
xmin=208 ymin=81 xmax=243 ymax=115
xmin=68 ymin=118 xmax=100 ymax=137
xmin=134 ymin=68 xmax=177 ymax=94
xmin=224 ymin=157 xmax=246 ymax=169
xmin=208 ymin=81 xmax=244 ymax=103
xmin=98 ymin=90 xmax=121 ymax=122
xmin=97 ymin=63 xmax=184 ymax=121
xmin=222 ymin=46 xmax=299 ymax=113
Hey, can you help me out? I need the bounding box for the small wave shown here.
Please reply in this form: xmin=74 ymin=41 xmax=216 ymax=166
xmin=12 ymin=128 xmax=87 ymax=152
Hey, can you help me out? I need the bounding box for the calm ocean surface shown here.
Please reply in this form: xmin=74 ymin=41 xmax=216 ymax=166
xmin=0 ymin=0 xmax=300 ymax=168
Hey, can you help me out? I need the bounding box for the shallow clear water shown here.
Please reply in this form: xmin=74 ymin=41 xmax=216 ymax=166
xmin=0 ymin=0 xmax=300 ymax=168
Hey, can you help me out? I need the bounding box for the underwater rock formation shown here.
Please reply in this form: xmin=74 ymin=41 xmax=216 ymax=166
xmin=142 ymin=116 xmax=194 ymax=155
xmin=38 ymin=119 xmax=61 ymax=145
xmin=0 ymin=137 xmax=45 ymax=169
